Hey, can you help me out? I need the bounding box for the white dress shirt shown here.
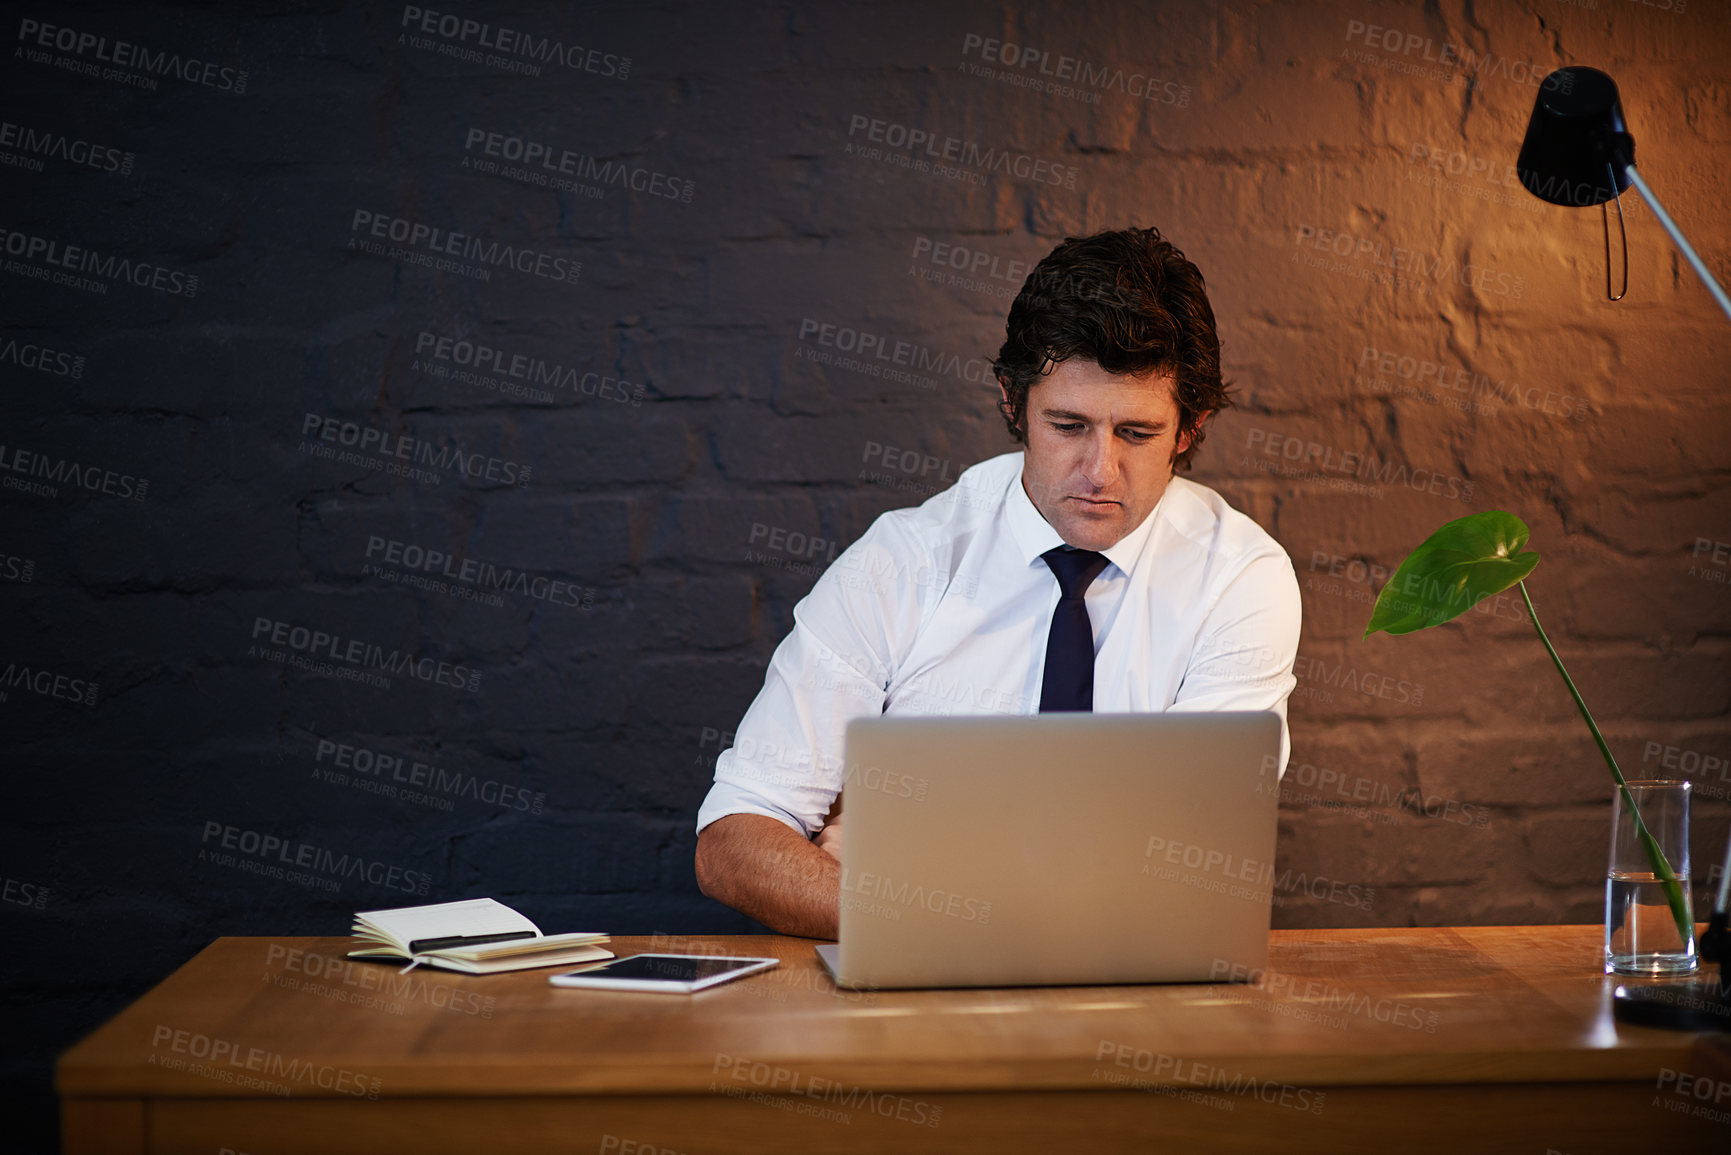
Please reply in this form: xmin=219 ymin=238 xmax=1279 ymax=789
xmin=695 ymin=450 xmax=1302 ymax=838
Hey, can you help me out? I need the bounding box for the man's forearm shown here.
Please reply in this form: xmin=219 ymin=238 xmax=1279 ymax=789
xmin=695 ymin=813 xmax=840 ymax=939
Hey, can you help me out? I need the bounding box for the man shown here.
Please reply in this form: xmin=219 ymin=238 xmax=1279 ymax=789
xmin=695 ymin=227 xmax=1301 ymax=940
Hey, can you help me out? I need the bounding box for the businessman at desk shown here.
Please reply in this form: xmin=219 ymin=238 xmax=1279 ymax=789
xmin=695 ymin=226 xmax=1302 ymax=940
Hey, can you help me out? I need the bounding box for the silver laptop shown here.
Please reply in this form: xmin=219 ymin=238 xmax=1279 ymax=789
xmin=815 ymin=712 xmax=1281 ymax=989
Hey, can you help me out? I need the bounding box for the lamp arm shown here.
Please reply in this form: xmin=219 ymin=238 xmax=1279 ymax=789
xmin=1704 ymin=832 xmax=1731 ymax=970
xmin=1623 ymin=165 xmax=1731 ymax=324
xmin=1718 ymin=818 xmax=1731 ymax=917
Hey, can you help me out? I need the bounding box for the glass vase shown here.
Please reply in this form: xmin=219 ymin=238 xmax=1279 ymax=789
xmin=1603 ymin=779 xmax=1695 ymax=976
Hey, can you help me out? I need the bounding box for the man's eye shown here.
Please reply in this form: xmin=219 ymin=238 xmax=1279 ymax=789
xmin=1122 ymin=430 xmax=1153 ymax=442
xmin=1051 ymin=422 xmax=1083 ymax=433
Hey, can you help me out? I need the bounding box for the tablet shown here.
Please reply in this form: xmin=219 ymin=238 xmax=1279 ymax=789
xmin=548 ymin=953 xmax=779 ymax=993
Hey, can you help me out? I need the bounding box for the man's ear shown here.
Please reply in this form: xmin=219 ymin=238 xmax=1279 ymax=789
xmin=1175 ymin=411 xmax=1213 ymax=458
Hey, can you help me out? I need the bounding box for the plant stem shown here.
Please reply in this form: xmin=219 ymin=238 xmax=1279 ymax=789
xmin=1518 ymin=581 xmax=1694 ymax=954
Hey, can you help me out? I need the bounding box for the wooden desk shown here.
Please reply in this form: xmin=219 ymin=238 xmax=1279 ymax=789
xmin=58 ymin=926 xmax=1731 ymax=1154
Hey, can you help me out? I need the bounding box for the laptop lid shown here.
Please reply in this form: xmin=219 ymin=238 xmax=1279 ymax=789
xmin=831 ymin=712 xmax=1281 ymax=989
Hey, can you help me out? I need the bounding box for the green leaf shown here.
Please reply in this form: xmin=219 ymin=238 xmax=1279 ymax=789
xmin=1361 ymin=514 xmax=1695 ymax=957
xmin=1364 ymin=511 xmax=1541 ymax=638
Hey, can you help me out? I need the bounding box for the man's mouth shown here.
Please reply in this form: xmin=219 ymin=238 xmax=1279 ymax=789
xmin=1068 ymin=496 xmax=1119 ymax=506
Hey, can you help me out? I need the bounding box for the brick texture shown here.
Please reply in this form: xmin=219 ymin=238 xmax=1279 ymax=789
xmin=3 ymin=1 xmax=1729 ymax=1146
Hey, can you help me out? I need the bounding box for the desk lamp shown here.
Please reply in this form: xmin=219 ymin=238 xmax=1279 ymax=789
xmin=1516 ymin=65 xmax=1731 ymax=1029
xmin=1516 ymin=65 xmax=1731 ymax=320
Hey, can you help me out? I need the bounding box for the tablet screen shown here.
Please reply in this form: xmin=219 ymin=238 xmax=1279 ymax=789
xmin=575 ymin=955 xmax=762 ymax=983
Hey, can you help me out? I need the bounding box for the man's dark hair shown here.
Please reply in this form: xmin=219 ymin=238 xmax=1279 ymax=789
xmin=992 ymin=227 xmax=1231 ymax=472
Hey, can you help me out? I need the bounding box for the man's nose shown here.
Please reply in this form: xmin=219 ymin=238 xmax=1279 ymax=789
xmin=1080 ymin=432 xmax=1120 ymax=490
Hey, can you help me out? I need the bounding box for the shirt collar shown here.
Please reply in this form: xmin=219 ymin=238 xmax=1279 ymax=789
xmin=1004 ymin=454 xmax=1169 ymax=578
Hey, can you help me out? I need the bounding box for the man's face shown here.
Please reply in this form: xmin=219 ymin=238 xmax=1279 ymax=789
xmin=1005 ymin=358 xmax=1193 ymax=551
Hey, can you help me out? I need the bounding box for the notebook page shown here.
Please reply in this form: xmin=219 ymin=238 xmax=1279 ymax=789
xmin=355 ymin=898 xmax=541 ymax=949
xmin=438 ymin=932 xmax=608 ymax=960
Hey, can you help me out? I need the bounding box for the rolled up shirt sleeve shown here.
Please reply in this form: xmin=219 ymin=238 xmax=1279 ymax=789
xmin=695 ymin=513 xmax=932 ymax=838
xmin=1168 ymin=550 xmax=1303 ymax=776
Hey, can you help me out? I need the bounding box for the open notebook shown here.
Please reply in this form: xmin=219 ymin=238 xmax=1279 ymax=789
xmin=347 ymin=897 xmax=612 ymax=975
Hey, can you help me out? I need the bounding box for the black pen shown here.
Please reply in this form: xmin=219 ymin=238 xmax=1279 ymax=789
xmin=406 ymin=930 xmax=538 ymax=954
xmin=395 ymin=930 xmax=539 ymax=973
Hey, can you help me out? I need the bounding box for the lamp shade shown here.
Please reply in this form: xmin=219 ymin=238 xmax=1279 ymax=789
xmin=1516 ymin=67 xmax=1635 ymax=207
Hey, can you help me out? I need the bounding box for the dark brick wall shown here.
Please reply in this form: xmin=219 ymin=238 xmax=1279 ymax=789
xmin=4 ymin=0 xmax=1729 ymax=1147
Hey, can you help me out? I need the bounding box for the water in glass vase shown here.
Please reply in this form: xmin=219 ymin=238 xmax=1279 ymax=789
xmin=1604 ymin=870 xmax=1696 ymax=975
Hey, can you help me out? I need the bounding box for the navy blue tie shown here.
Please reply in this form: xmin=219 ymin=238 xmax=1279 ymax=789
xmin=1038 ymin=546 xmax=1110 ymax=712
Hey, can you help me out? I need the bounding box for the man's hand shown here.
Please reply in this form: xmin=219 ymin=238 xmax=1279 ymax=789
xmin=695 ymin=813 xmax=840 ymax=939
xmin=814 ymin=812 xmax=843 ymax=861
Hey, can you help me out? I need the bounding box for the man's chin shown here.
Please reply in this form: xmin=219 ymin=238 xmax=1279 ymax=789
xmin=1055 ymin=510 xmax=1128 ymax=550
